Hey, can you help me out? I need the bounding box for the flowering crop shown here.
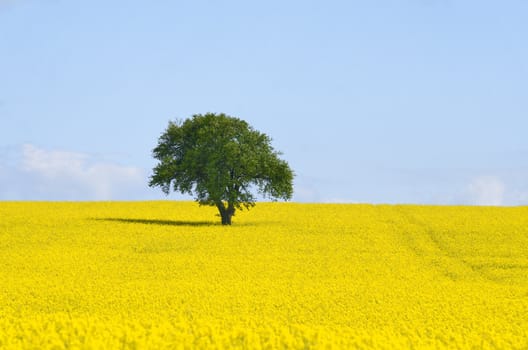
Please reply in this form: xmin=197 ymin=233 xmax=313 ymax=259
xmin=0 ymin=201 xmax=527 ymax=349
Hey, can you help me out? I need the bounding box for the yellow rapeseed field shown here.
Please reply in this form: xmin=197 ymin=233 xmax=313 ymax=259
xmin=1 ymin=201 xmax=527 ymax=349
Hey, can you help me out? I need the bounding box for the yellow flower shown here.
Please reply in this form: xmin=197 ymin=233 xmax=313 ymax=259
xmin=0 ymin=201 xmax=527 ymax=348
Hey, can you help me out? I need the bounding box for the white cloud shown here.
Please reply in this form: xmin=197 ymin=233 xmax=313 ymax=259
xmin=1 ymin=144 xmax=149 ymax=200
xmin=3 ymin=145 xmax=527 ymax=205
xmin=293 ymin=175 xmax=362 ymax=203
xmin=293 ymin=185 xmax=321 ymax=202
xmin=466 ymin=176 xmax=505 ymax=206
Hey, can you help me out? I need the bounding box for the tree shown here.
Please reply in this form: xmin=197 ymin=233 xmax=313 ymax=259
xmin=149 ymin=113 xmax=294 ymax=225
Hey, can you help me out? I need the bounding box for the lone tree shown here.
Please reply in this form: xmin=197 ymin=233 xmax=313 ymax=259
xmin=149 ymin=113 xmax=294 ymax=225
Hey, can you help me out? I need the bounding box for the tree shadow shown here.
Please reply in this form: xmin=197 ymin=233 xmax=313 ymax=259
xmin=92 ymin=217 xmax=217 ymax=227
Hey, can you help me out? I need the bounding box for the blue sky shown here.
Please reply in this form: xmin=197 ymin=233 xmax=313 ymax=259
xmin=1 ymin=0 xmax=527 ymax=205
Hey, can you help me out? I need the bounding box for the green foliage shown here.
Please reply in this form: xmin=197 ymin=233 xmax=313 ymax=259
xmin=149 ymin=113 xmax=294 ymax=224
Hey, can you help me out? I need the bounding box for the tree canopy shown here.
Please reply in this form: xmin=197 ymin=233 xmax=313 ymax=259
xmin=149 ymin=113 xmax=294 ymax=224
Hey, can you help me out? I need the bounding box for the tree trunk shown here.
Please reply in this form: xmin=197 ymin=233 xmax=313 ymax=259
xmin=216 ymin=201 xmax=235 ymax=225
xmin=222 ymin=212 xmax=232 ymax=225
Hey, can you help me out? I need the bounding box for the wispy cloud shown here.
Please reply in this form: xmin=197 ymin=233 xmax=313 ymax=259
xmin=465 ymin=176 xmax=505 ymax=206
xmin=1 ymin=144 xmax=151 ymax=200
xmin=293 ymin=185 xmax=321 ymax=202
xmin=2 ymin=145 xmax=527 ymax=205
